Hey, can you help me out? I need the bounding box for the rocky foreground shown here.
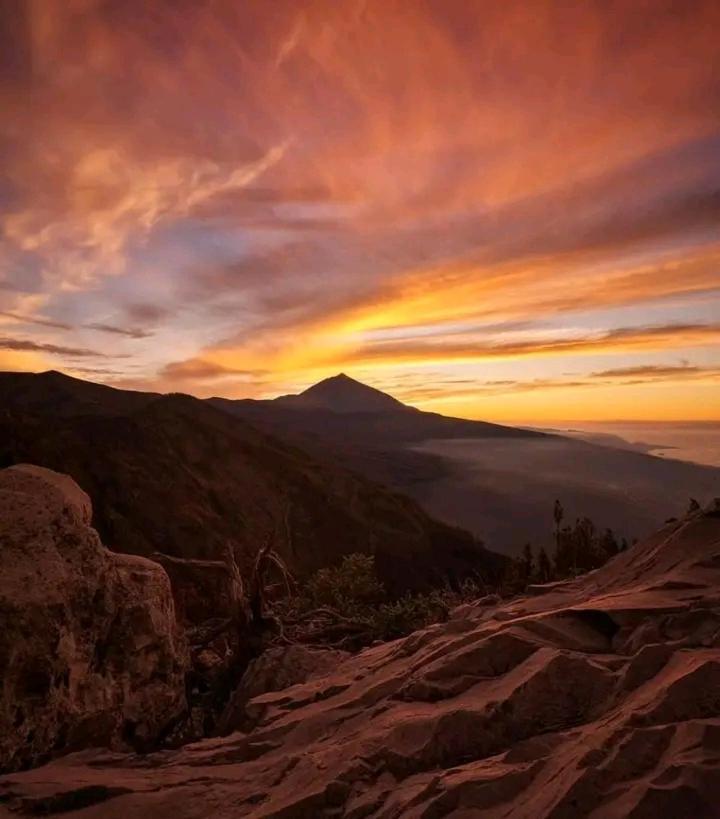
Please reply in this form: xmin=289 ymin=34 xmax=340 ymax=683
xmin=0 ymin=465 xmax=187 ymax=774
xmin=1 ymin=471 xmax=720 ymax=817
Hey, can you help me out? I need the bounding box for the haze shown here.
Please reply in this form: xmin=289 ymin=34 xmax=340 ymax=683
xmin=1 ymin=0 xmax=719 ymax=421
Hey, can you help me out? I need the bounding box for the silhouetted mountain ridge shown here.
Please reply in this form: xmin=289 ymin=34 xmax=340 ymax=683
xmin=211 ymin=372 xmax=541 ymax=445
xmin=0 ymin=371 xmax=503 ymax=606
xmin=209 ymin=373 xmax=720 ymax=555
xmin=275 ymin=373 xmax=409 ymax=413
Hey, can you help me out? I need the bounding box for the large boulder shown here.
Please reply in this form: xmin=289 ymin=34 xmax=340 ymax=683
xmin=218 ymin=644 xmax=349 ymax=733
xmin=0 ymin=465 xmax=188 ymax=773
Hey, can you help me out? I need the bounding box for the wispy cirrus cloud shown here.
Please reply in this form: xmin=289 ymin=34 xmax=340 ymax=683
xmin=0 ymin=336 xmax=108 ymax=358
xmin=387 ymin=363 xmax=720 ymax=406
xmin=1 ymin=0 xmax=719 ymax=418
xmin=83 ymin=322 xmax=152 ymax=339
xmin=589 ymin=364 xmax=720 ymax=380
xmin=0 ymin=311 xmax=72 ymax=331
xmin=160 ymin=359 xmax=264 ymax=381
xmin=344 ymin=323 xmax=720 ymax=366
xmin=0 ymin=310 xmax=152 ymax=338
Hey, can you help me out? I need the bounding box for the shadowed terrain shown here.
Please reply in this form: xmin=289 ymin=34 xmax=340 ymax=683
xmin=0 ymin=371 xmax=501 ymax=602
xmin=3 ymin=371 xmax=717 ymax=562
xmin=211 ymin=375 xmax=720 ymax=553
xmin=410 ymin=437 xmax=720 ymax=553
xmin=3 ymin=500 xmax=720 ymax=817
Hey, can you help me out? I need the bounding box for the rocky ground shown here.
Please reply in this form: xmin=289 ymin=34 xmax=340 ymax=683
xmin=2 ymin=474 xmax=719 ymax=817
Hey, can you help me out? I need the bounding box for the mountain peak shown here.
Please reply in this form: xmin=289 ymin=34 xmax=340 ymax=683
xmin=276 ymin=373 xmax=407 ymax=413
xmin=319 ymin=372 xmax=354 ymax=384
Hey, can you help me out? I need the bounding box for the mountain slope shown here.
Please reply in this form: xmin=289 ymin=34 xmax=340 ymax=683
xmin=5 ymin=503 xmax=720 ymax=816
xmin=0 ymin=372 xmax=504 ymax=608
xmin=275 ymin=373 xmax=408 ymax=413
xmin=210 ymin=375 xmax=720 ymax=554
xmin=211 ymin=374 xmax=542 ymax=447
xmin=0 ymin=369 xmax=157 ymax=416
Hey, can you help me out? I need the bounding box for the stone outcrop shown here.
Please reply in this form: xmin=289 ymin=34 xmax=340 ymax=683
xmin=3 ymin=500 xmax=720 ymax=817
xmin=218 ymin=644 xmax=350 ymax=733
xmin=0 ymin=465 xmax=187 ymax=773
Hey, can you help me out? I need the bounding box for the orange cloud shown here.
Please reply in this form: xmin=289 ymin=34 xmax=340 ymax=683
xmin=2 ymin=1 xmax=719 ymax=418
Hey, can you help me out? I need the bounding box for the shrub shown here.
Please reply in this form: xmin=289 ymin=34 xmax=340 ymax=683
xmin=275 ymin=553 xmax=474 ymax=648
xmin=306 ymin=553 xmax=385 ymax=614
xmin=373 ymin=591 xmax=451 ymax=640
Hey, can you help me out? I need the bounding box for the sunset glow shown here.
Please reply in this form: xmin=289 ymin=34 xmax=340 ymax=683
xmin=1 ymin=0 xmax=719 ymax=419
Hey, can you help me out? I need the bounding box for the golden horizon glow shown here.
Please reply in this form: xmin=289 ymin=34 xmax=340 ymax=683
xmin=1 ymin=0 xmax=719 ymax=420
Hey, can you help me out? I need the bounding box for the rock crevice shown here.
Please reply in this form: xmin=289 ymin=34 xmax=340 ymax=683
xmin=3 ymin=478 xmax=720 ymax=818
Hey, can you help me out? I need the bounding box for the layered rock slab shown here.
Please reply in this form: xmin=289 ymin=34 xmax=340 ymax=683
xmin=3 ymin=504 xmax=720 ymax=816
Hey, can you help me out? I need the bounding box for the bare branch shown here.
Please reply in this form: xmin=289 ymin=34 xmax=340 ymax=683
xmin=151 ymin=552 xmax=231 ymax=572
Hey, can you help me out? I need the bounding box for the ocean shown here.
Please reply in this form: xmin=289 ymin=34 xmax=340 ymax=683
xmin=531 ymin=421 xmax=720 ymax=468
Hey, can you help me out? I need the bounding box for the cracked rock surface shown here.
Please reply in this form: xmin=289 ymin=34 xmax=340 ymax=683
xmin=3 ymin=498 xmax=720 ymax=817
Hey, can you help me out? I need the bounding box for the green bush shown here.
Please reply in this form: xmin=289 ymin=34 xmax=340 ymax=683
xmin=373 ymin=591 xmax=451 ymax=640
xmin=306 ymin=553 xmax=385 ymax=614
xmin=277 ymin=553 xmax=469 ymax=646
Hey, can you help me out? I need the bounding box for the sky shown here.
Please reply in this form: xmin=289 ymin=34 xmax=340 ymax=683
xmin=1 ymin=0 xmax=719 ymax=421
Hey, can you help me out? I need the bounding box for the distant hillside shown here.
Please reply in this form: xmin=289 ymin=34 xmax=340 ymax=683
xmin=1 ymin=369 xmax=157 ymax=416
xmin=0 ymin=371 xmax=504 ymax=602
xmin=210 ymin=373 xmax=720 ymax=554
xmin=211 ymin=373 xmax=543 ymax=447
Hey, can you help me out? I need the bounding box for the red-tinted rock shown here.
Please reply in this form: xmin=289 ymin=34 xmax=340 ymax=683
xmin=3 ymin=501 xmax=720 ymax=817
xmin=0 ymin=465 xmax=187 ymax=773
